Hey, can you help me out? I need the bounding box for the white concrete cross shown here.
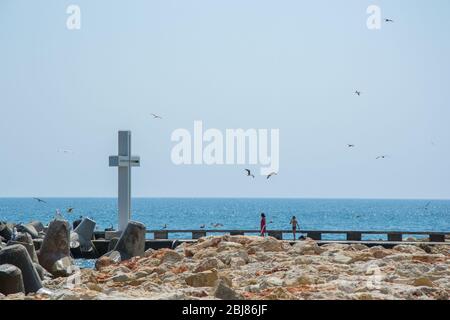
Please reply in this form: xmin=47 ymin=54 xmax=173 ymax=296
xmin=109 ymin=131 xmax=140 ymax=231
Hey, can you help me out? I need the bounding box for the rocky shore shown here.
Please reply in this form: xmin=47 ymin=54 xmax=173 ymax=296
xmin=1 ymin=228 xmax=449 ymax=300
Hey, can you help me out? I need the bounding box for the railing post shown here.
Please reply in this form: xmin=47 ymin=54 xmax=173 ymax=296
xmin=429 ymin=233 xmax=445 ymax=242
xmin=347 ymin=232 xmax=361 ymax=241
xmin=307 ymin=231 xmax=322 ymax=240
xmin=387 ymin=233 xmax=402 ymax=242
xmin=154 ymin=231 xmax=168 ymax=240
xmin=192 ymin=231 xmax=207 ymax=239
xmin=268 ymin=231 xmax=283 ymax=240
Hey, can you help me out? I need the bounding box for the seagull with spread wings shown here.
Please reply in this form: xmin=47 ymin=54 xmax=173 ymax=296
xmin=57 ymin=148 xmax=73 ymax=154
xmin=151 ymin=113 xmax=162 ymax=119
xmin=244 ymin=169 xmax=255 ymax=178
xmin=267 ymin=172 xmax=278 ymax=180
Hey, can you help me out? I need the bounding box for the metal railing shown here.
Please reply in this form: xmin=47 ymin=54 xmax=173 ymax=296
xmin=142 ymin=229 xmax=450 ymax=242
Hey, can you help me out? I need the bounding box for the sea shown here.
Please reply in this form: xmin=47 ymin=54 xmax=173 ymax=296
xmin=1 ymin=197 xmax=449 ymax=234
xmin=2 ymin=198 xmax=449 ymax=269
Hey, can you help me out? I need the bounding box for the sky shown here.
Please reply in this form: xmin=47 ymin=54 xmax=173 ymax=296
xmin=0 ymin=0 xmax=450 ymax=199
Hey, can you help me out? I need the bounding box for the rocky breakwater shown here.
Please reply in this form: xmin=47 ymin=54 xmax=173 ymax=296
xmin=2 ymin=235 xmax=448 ymax=300
xmin=0 ymin=218 xmax=80 ymax=297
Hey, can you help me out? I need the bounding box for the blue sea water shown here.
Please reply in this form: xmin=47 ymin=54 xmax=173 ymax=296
xmin=0 ymin=198 xmax=449 ymax=236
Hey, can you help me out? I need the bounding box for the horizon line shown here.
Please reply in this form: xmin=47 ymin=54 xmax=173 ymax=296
xmin=1 ymin=196 xmax=449 ymax=201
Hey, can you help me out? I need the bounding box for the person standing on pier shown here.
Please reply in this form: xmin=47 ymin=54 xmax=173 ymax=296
xmin=290 ymin=216 xmax=300 ymax=240
xmin=260 ymin=213 xmax=267 ymax=237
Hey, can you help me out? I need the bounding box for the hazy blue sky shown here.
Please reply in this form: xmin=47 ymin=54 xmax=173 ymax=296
xmin=1 ymin=0 xmax=450 ymax=198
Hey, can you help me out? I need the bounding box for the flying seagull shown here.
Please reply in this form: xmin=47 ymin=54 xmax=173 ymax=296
xmin=244 ymin=169 xmax=255 ymax=178
xmin=67 ymin=207 xmax=74 ymax=214
xmin=376 ymin=155 xmax=389 ymax=160
xmin=57 ymin=148 xmax=73 ymax=154
xmin=200 ymin=224 xmax=205 ymax=229
xmin=347 ymin=144 xmax=355 ymax=148
xmin=355 ymin=90 xmax=361 ymax=96
xmin=162 ymin=224 xmax=168 ymax=229
xmin=385 ymin=19 xmax=394 ymax=23
xmin=33 ymin=198 xmax=47 ymax=204
xmin=151 ymin=113 xmax=162 ymax=119
xmin=55 ymin=209 xmax=64 ymax=219
xmin=423 ymin=201 xmax=431 ymax=210
xmin=211 ymin=223 xmax=224 ymax=228
xmin=267 ymin=172 xmax=278 ymax=180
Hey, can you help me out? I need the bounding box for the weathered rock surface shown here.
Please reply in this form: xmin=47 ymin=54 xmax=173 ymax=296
xmin=108 ymin=221 xmax=146 ymax=260
xmin=71 ymin=217 xmax=96 ymax=252
xmin=185 ymin=269 xmax=219 ymax=287
xmin=0 ymin=244 xmax=42 ymax=294
xmin=8 ymin=232 xmax=39 ymax=263
xmin=212 ymin=279 xmax=242 ymax=300
xmin=16 ymin=223 xmax=39 ymax=239
xmin=1 ymin=235 xmax=449 ymax=300
xmin=0 ymin=222 xmax=13 ymax=242
xmin=0 ymin=264 xmax=25 ymax=295
xmin=38 ymin=219 xmax=73 ymax=276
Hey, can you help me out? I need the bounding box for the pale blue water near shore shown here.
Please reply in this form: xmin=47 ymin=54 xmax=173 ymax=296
xmin=1 ymin=198 xmax=449 ymax=237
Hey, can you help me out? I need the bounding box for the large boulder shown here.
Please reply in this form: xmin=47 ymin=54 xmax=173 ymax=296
xmin=38 ymin=219 xmax=73 ymax=276
xmin=16 ymin=223 xmax=39 ymax=239
xmin=289 ymin=239 xmax=324 ymax=255
xmin=70 ymin=217 xmax=96 ymax=252
xmin=185 ymin=269 xmax=219 ymax=287
xmin=107 ymin=237 xmax=120 ymax=252
xmin=212 ymin=279 xmax=242 ymax=300
xmin=248 ymin=237 xmax=286 ymax=252
xmin=0 ymin=244 xmax=42 ymax=294
xmin=8 ymin=232 xmax=39 ymax=263
xmin=108 ymin=221 xmax=146 ymax=260
xmin=0 ymin=222 xmax=13 ymax=242
xmin=33 ymin=263 xmax=52 ymax=281
xmin=29 ymin=221 xmax=45 ymax=233
xmin=0 ymin=264 xmax=25 ymax=295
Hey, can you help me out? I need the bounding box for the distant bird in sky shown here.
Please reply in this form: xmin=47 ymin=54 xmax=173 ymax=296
xmin=244 ymin=169 xmax=255 ymax=178
xmin=385 ymin=19 xmax=394 ymax=23
xmin=151 ymin=113 xmax=162 ymax=119
xmin=55 ymin=209 xmax=63 ymax=219
xmin=211 ymin=223 xmax=223 ymax=228
xmin=57 ymin=148 xmax=73 ymax=154
xmin=376 ymin=155 xmax=389 ymax=160
xmin=33 ymin=198 xmax=47 ymax=204
xmin=347 ymin=144 xmax=355 ymax=148
xmin=354 ymin=90 xmax=361 ymax=96
xmin=267 ymin=172 xmax=278 ymax=180
xmin=67 ymin=207 xmax=74 ymax=213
